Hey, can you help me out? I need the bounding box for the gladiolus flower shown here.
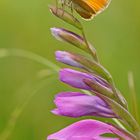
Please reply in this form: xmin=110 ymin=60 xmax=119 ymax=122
xmin=60 ymin=68 xmax=111 ymax=90
xmin=47 ymin=119 xmax=134 ymax=140
xmin=52 ymin=92 xmax=117 ymax=118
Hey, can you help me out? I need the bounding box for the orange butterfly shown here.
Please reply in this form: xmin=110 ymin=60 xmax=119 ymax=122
xmin=62 ymin=0 xmax=111 ymax=20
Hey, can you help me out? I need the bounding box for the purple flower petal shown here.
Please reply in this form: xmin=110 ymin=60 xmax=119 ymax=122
xmin=60 ymin=68 xmax=110 ymax=90
xmin=55 ymin=51 xmax=83 ymax=68
xmin=47 ymin=119 xmax=134 ymax=140
xmin=52 ymin=92 xmax=116 ymax=118
xmin=51 ymin=27 xmax=84 ymax=42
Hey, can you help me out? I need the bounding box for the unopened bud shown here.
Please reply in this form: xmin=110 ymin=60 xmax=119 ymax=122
xmin=55 ymin=50 xmax=111 ymax=83
xmin=51 ymin=27 xmax=90 ymax=53
xmin=49 ymin=5 xmax=82 ymax=30
xmin=55 ymin=51 xmax=83 ymax=68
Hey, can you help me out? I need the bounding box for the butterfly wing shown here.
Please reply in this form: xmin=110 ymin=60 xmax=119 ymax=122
xmin=83 ymin=0 xmax=111 ymax=14
xmin=72 ymin=0 xmax=110 ymax=19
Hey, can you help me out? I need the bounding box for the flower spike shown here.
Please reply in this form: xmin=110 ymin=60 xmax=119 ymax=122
xmin=48 ymin=0 xmax=140 ymax=139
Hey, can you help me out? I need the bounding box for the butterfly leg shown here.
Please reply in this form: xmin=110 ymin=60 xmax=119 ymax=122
xmin=70 ymin=1 xmax=74 ymax=16
xmin=66 ymin=0 xmax=74 ymax=17
xmin=61 ymin=0 xmax=67 ymax=16
xmin=55 ymin=0 xmax=59 ymax=13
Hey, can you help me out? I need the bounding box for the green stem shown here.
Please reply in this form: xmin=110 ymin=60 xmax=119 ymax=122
xmin=113 ymin=118 xmax=137 ymax=140
xmin=128 ymin=72 xmax=139 ymax=123
xmin=0 ymin=48 xmax=60 ymax=72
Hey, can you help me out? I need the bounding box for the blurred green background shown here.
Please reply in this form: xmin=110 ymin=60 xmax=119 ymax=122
xmin=0 ymin=0 xmax=140 ymax=139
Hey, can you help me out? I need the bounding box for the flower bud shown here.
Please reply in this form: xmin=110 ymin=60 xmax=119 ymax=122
xmin=52 ymin=92 xmax=117 ymax=118
xmin=55 ymin=50 xmax=112 ymax=82
xmin=55 ymin=51 xmax=84 ymax=68
xmin=59 ymin=68 xmax=111 ymax=91
xmin=49 ymin=5 xmax=82 ymax=30
xmin=51 ymin=28 xmax=90 ymax=53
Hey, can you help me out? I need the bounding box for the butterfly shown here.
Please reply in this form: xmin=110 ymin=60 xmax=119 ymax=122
xmin=60 ymin=0 xmax=111 ymax=20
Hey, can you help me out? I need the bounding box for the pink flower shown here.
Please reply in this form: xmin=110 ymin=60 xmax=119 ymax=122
xmin=52 ymin=92 xmax=117 ymax=118
xmin=60 ymin=68 xmax=110 ymax=90
xmin=47 ymin=119 xmax=134 ymax=140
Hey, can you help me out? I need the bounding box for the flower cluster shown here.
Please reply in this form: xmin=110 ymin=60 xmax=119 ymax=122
xmin=47 ymin=2 xmax=140 ymax=140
